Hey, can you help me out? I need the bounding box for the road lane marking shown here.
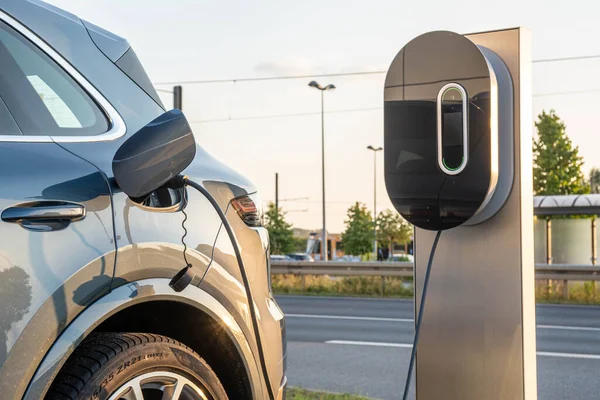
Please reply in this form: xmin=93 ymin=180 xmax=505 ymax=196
xmin=537 ymin=324 xmax=600 ymax=332
xmin=537 ymin=351 xmax=600 ymax=360
xmin=287 ymin=314 xmax=600 ymax=332
xmin=277 ymin=294 xmax=413 ymax=302
xmin=326 ymin=340 xmax=413 ymax=348
xmin=286 ymin=313 xmax=413 ymax=322
xmin=326 ymin=341 xmax=600 ymax=360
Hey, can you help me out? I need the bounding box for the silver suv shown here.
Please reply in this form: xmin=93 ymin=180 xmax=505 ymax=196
xmin=0 ymin=1 xmax=286 ymax=399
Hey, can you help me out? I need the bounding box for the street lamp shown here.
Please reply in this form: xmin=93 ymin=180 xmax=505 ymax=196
xmin=309 ymin=80 xmax=336 ymax=261
xmin=367 ymin=145 xmax=383 ymax=259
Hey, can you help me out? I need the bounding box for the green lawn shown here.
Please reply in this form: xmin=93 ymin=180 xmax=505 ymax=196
xmin=286 ymin=387 xmax=372 ymax=400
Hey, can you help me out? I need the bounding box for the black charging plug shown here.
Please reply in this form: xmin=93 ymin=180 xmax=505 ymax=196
xmin=170 ymin=263 xmax=194 ymax=292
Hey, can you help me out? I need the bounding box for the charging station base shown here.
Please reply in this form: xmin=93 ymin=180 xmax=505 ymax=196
xmin=413 ymin=28 xmax=537 ymax=400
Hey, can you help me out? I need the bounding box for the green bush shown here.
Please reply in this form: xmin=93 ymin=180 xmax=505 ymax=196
xmin=535 ymin=280 xmax=600 ymax=304
xmin=271 ymin=274 xmax=413 ymax=297
xmin=273 ymin=275 xmax=600 ymax=305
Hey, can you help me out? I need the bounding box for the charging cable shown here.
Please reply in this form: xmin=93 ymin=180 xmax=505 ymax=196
xmin=166 ymin=174 xmax=276 ymax=400
xmin=402 ymin=230 xmax=442 ymax=400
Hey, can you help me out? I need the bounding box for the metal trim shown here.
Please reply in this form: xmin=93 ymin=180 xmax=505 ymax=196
xmin=0 ymin=10 xmax=126 ymax=143
xmin=0 ymin=134 xmax=52 ymax=143
xmin=436 ymin=82 xmax=469 ymax=175
xmin=1 ymin=201 xmax=87 ymax=223
xmin=465 ymin=47 xmax=505 ymax=225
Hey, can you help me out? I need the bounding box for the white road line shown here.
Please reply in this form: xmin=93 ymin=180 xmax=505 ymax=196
xmin=537 ymin=324 xmax=600 ymax=332
xmin=286 ymin=314 xmax=600 ymax=332
xmin=537 ymin=351 xmax=600 ymax=360
xmin=277 ymin=294 xmax=413 ymax=302
xmin=326 ymin=341 xmax=600 ymax=360
xmin=285 ymin=313 xmax=413 ymax=322
xmin=326 ymin=340 xmax=413 ymax=348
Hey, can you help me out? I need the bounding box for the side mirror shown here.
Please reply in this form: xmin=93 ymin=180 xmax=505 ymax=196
xmin=112 ymin=109 xmax=196 ymax=199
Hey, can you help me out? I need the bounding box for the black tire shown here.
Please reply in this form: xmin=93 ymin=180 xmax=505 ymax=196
xmin=46 ymin=332 xmax=229 ymax=400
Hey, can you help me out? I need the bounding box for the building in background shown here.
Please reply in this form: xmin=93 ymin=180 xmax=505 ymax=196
xmin=306 ymin=231 xmax=343 ymax=261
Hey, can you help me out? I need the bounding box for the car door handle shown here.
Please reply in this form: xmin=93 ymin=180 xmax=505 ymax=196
xmin=1 ymin=201 xmax=86 ymax=231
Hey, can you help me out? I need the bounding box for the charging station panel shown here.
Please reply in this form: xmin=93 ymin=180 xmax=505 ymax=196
xmin=385 ymin=31 xmax=500 ymax=231
xmin=386 ymin=28 xmax=537 ymax=400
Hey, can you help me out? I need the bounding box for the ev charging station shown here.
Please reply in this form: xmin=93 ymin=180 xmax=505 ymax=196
xmin=384 ymin=29 xmax=536 ymax=399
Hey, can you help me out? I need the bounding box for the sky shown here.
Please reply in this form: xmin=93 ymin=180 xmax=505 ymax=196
xmin=47 ymin=0 xmax=600 ymax=232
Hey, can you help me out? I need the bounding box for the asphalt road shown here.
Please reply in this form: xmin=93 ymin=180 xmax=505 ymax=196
xmin=277 ymin=295 xmax=600 ymax=399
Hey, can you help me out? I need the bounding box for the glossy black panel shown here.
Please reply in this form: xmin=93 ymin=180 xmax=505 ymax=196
xmin=384 ymin=31 xmax=493 ymax=230
xmin=112 ymin=109 xmax=196 ymax=199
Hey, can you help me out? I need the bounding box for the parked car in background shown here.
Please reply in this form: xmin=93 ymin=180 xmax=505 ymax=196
xmin=0 ymin=2 xmax=285 ymax=399
xmin=270 ymin=254 xmax=293 ymax=262
xmin=388 ymin=254 xmax=414 ymax=262
xmin=286 ymin=253 xmax=314 ymax=262
xmin=334 ymin=255 xmax=362 ymax=262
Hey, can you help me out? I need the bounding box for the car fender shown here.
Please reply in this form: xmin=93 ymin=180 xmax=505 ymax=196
xmin=23 ymin=278 xmax=264 ymax=399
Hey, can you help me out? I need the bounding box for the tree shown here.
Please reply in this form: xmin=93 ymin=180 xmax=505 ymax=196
xmin=341 ymin=202 xmax=373 ymax=256
xmin=264 ymin=202 xmax=295 ymax=254
xmin=590 ymin=168 xmax=600 ymax=194
xmin=376 ymin=210 xmax=412 ymax=258
xmin=293 ymin=236 xmax=307 ymax=253
xmin=533 ymin=110 xmax=588 ymax=195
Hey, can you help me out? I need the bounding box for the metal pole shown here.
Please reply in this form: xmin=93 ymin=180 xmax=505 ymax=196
xmin=592 ymin=218 xmax=597 ymax=296
xmin=592 ymin=218 xmax=597 ymax=265
xmin=173 ymin=85 xmax=183 ymax=110
xmin=321 ymin=90 xmax=328 ymax=262
xmin=546 ymin=219 xmax=554 ymax=297
xmin=545 ymin=219 xmax=552 ymax=264
xmin=275 ymin=173 xmax=279 ymax=210
xmin=373 ymin=151 xmax=377 ymax=259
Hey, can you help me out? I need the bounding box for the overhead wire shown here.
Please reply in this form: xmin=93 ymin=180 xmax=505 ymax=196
xmin=154 ymin=53 xmax=600 ymax=86
xmin=156 ymin=52 xmax=600 ymax=123
xmin=187 ymin=107 xmax=382 ymax=124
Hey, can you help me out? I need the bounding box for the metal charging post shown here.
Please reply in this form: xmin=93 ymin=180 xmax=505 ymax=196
xmin=412 ymin=28 xmax=536 ymax=400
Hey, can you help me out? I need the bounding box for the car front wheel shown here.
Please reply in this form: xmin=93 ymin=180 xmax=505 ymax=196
xmin=47 ymin=332 xmax=228 ymax=400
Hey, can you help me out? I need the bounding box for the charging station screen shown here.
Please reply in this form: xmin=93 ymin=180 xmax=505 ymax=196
xmin=441 ymin=88 xmax=465 ymax=171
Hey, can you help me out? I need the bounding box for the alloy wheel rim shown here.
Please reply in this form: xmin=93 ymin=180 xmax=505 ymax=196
xmin=107 ymin=371 xmax=212 ymax=400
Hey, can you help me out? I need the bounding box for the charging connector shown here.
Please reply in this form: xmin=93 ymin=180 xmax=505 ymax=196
xmin=402 ymin=230 xmax=442 ymax=400
xmin=169 ymin=175 xmax=195 ymax=292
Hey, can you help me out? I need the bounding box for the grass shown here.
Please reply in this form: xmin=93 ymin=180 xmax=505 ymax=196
xmin=536 ymin=280 xmax=600 ymax=305
xmin=286 ymin=387 xmax=372 ymax=400
xmin=272 ymin=274 xmax=413 ymax=298
xmin=272 ymin=274 xmax=600 ymax=305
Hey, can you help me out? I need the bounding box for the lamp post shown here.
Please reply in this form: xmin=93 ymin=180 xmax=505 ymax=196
xmin=367 ymin=145 xmax=383 ymax=259
xmin=309 ymin=80 xmax=336 ymax=261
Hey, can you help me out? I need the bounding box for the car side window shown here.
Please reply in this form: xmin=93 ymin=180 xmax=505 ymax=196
xmin=0 ymin=20 xmax=109 ymax=136
xmin=0 ymin=96 xmax=21 ymax=135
